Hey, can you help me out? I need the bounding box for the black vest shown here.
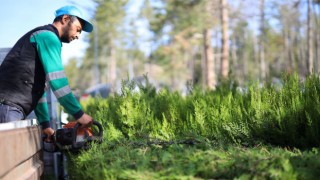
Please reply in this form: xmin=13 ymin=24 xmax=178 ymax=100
xmin=0 ymin=24 xmax=61 ymax=116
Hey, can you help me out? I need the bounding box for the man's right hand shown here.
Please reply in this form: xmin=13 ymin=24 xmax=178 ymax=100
xmin=77 ymin=113 xmax=93 ymax=127
xmin=43 ymin=127 xmax=55 ymax=142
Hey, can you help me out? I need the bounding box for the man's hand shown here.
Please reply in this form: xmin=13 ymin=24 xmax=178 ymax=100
xmin=77 ymin=113 xmax=93 ymax=128
xmin=43 ymin=127 xmax=55 ymax=142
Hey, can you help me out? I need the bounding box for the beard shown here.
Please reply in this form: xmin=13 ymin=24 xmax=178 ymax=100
xmin=60 ymin=23 xmax=72 ymax=43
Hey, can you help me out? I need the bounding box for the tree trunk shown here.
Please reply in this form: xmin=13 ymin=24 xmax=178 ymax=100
xmin=259 ymin=0 xmax=266 ymax=81
xmin=289 ymin=29 xmax=295 ymax=72
xmin=307 ymin=0 xmax=313 ymax=74
xmin=108 ymin=45 xmax=117 ymax=91
xmin=189 ymin=46 xmax=197 ymax=86
xmin=220 ymin=0 xmax=229 ymax=79
xmin=201 ymin=0 xmax=217 ymax=90
xmin=283 ymin=28 xmax=291 ymax=72
xmin=253 ymin=30 xmax=258 ymax=79
xmin=231 ymin=34 xmax=238 ymax=80
xmin=203 ymin=29 xmax=216 ymax=89
xmin=93 ymin=20 xmax=100 ymax=85
xmin=317 ymin=24 xmax=320 ymax=73
xmin=315 ymin=4 xmax=320 ymax=73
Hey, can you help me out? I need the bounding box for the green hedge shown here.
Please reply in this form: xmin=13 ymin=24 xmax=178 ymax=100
xmin=81 ymin=73 xmax=320 ymax=148
xmin=68 ymin=74 xmax=320 ymax=179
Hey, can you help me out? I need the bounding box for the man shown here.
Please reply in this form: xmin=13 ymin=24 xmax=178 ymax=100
xmin=0 ymin=6 xmax=93 ymax=140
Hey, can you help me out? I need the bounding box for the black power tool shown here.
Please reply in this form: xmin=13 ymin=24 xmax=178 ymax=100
xmin=44 ymin=120 xmax=103 ymax=153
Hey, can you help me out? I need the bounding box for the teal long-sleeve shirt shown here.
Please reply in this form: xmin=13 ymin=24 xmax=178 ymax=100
xmin=30 ymin=30 xmax=83 ymax=128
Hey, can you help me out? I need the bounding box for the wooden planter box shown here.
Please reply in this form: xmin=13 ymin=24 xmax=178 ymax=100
xmin=0 ymin=120 xmax=43 ymax=180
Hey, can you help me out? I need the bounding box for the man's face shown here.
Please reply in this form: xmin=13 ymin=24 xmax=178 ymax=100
xmin=61 ymin=16 xmax=83 ymax=43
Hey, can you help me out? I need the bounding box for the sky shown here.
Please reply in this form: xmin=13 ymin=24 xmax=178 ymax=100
xmin=0 ymin=0 xmax=96 ymax=64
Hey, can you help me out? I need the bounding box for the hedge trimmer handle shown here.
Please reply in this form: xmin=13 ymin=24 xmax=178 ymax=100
xmin=91 ymin=120 xmax=103 ymax=143
xmin=72 ymin=120 xmax=103 ymax=149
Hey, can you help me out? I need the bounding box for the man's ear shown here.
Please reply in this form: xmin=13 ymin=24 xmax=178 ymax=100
xmin=61 ymin=15 xmax=70 ymax=25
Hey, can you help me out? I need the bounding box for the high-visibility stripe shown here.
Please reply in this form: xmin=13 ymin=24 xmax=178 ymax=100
xmin=53 ymin=85 xmax=72 ymax=98
xmin=38 ymin=97 xmax=47 ymax=103
xmin=30 ymin=30 xmax=51 ymax=39
xmin=46 ymin=70 xmax=66 ymax=81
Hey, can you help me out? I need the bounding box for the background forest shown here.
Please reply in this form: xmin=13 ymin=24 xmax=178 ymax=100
xmin=65 ymin=0 xmax=320 ymax=94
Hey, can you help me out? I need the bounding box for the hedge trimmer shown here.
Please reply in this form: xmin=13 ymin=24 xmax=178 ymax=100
xmin=43 ymin=120 xmax=103 ymax=153
xmin=42 ymin=120 xmax=103 ymax=179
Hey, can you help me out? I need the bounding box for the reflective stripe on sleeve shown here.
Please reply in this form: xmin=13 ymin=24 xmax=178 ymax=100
xmin=38 ymin=97 xmax=47 ymax=103
xmin=53 ymin=85 xmax=72 ymax=98
xmin=46 ymin=70 xmax=66 ymax=81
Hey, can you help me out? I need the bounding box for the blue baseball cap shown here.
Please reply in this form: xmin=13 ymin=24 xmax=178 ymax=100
xmin=55 ymin=5 xmax=93 ymax=33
